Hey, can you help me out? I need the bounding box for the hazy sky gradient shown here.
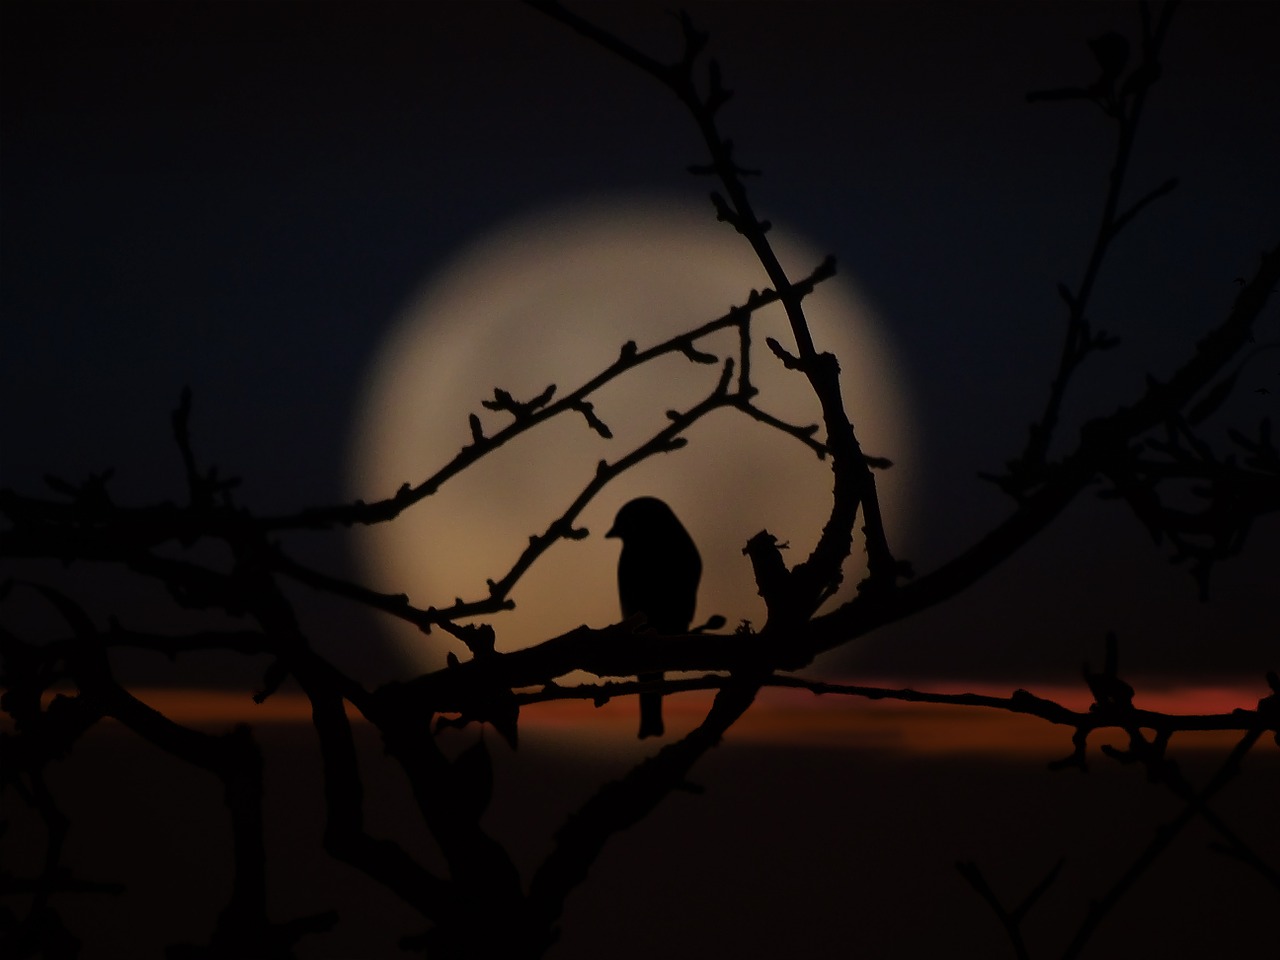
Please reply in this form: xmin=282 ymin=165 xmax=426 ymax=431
xmin=3 ymin=2 xmax=1277 ymax=683
xmin=4 ymin=8 xmax=1279 ymax=959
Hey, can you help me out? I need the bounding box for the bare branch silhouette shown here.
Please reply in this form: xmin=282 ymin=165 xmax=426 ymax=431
xmin=2 ymin=2 xmax=1276 ymax=957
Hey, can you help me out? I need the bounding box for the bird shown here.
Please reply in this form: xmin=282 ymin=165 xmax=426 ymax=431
xmin=604 ymin=497 xmax=701 ymax=739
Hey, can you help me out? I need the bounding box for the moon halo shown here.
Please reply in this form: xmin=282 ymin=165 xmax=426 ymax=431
xmin=347 ymin=197 xmax=915 ymax=676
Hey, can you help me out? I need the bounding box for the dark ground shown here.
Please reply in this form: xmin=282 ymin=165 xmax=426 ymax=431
xmin=4 ymin=715 xmax=1277 ymax=959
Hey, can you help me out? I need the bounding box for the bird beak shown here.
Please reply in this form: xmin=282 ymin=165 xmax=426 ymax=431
xmin=604 ymin=523 xmax=619 ymax=538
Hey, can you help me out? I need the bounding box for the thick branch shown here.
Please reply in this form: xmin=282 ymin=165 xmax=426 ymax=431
xmin=813 ymin=243 xmax=1280 ymax=659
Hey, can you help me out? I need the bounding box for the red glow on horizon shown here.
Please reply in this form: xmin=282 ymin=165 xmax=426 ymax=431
xmin=24 ymin=678 xmax=1267 ymax=758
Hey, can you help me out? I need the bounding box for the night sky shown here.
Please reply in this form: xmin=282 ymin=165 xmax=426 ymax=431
xmin=4 ymin=4 xmax=1280 ymax=958
xmin=5 ymin=2 xmax=1276 ymax=684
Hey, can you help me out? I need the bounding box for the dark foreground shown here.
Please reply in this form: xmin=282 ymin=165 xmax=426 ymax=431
xmin=4 ymin=714 xmax=1276 ymax=959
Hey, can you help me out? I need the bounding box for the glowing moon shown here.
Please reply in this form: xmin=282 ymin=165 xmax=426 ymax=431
xmin=347 ymin=197 xmax=915 ymax=676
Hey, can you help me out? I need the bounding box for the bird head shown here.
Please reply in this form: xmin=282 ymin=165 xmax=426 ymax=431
xmin=604 ymin=496 xmax=680 ymax=541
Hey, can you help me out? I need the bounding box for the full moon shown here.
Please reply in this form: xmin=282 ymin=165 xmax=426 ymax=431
xmin=347 ymin=197 xmax=915 ymax=676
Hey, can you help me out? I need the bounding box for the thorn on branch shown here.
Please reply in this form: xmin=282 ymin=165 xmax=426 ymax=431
xmin=439 ymin=619 xmax=497 ymax=660
xmin=742 ymin=530 xmax=792 ymax=621
xmin=675 ymin=9 xmax=708 ymax=66
xmin=709 ymin=191 xmax=742 ymax=231
xmin=162 ymin=389 xmax=242 ymax=508
xmin=812 ymin=254 xmax=838 ymax=284
xmin=571 ymin=399 xmax=613 ymax=439
xmin=715 ymin=357 xmax=736 ymax=394
xmin=1110 ymin=177 xmax=1179 ymax=238
xmin=706 ymin=58 xmax=733 ymax=113
xmin=1016 ymin=857 xmax=1067 ymax=923
xmin=1089 ymin=31 xmax=1131 ymax=85
xmin=1049 ymin=726 xmax=1091 ymax=773
xmin=765 ymin=337 xmax=803 ymax=370
xmin=733 ymin=401 xmax=826 ymax=459
xmin=678 ymin=340 xmax=719 ymax=364
xmin=253 ymin=659 xmax=289 ymax=704
xmin=468 ymin=413 xmax=485 ymax=443
xmin=548 ymin=516 xmax=591 ymax=543
xmin=1259 ymin=672 xmax=1280 ymax=746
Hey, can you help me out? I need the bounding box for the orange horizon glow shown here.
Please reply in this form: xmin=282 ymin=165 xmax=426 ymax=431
xmin=25 ymin=679 xmax=1270 ymax=758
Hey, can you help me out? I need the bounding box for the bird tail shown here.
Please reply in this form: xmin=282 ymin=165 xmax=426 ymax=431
xmin=638 ymin=672 xmax=664 ymax=739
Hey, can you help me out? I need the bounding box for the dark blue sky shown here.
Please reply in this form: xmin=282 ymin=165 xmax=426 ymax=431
xmin=3 ymin=2 xmax=1277 ymax=683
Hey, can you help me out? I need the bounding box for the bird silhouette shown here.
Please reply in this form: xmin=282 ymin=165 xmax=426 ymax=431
xmin=605 ymin=497 xmax=701 ymax=739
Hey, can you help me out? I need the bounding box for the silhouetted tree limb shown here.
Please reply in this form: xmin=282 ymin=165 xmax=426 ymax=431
xmin=528 ymin=0 xmax=904 ymax=626
xmin=1012 ymin=0 xmax=1181 ymax=489
xmin=257 ymin=261 xmax=835 ymax=533
xmin=2 ymin=3 xmax=1277 ymax=957
xmin=526 ymin=677 xmax=761 ymax=941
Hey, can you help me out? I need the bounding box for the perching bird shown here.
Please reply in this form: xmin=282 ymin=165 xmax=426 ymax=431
xmin=605 ymin=497 xmax=701 ymax=739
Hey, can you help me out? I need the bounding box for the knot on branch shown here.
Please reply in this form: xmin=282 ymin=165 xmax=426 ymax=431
xmin=1049 ymin=632 xmax=1140 ymax=773
xmin=481 ymin=384 xmax=557 ymax=421
xmin=742 ymin=531 xmax=795 ymax=625
xmin=1079 ymin=633 xmax=1184 ymax=778
xmin=1083 ymin=632 xmax=1135 ymax=713
xmin=439 ymin=641 xmax=519 ymax=749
